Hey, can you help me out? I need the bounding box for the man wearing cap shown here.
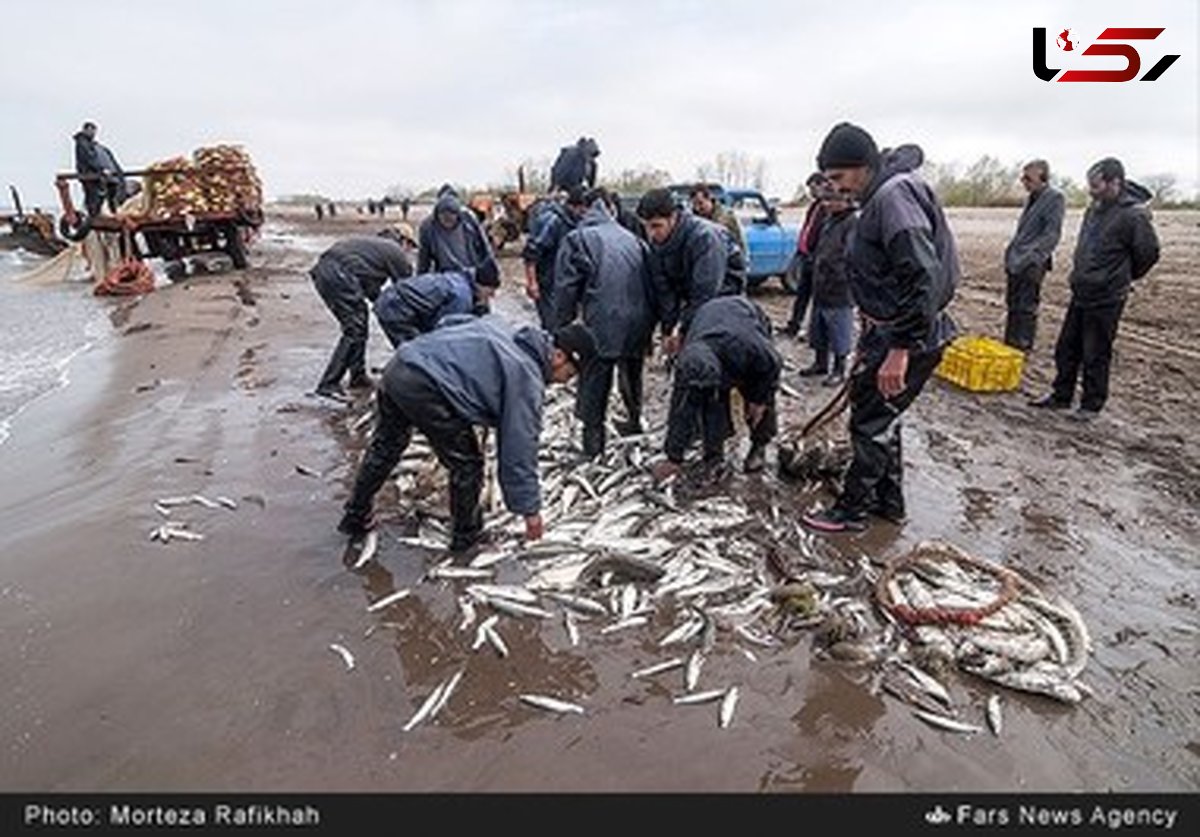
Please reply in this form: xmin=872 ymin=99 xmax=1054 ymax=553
xmin=310 ymin=229 xmax=416 ymax=399
xmin=636 ymin=187 xmax=746 ymax=358
xmin=651 ymin=295 xmax=781 ymax=480
xmin=551 ymin=192 xmax=656 ymax=455
xmin=373 ymin=261 xmax=500 ymax=348
xmin=523 ymin=186 xmax=590 ymax=328
xmin=417 ymin=189 xmax=499 ymax=277
xmin=337 ymin=316 xmax=598 ymax=553
xmin=801 ymin=123 xmax=959 ymax=534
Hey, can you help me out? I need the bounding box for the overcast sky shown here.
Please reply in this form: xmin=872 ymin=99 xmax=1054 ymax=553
xmin=1 ymin=0 xmax=1195 ymax=208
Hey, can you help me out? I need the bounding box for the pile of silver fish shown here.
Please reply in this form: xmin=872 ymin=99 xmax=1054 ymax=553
xmin=334 ymin=385 xmax=1093 ymax=738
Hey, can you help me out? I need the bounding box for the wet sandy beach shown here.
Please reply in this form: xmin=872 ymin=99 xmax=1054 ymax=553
xmin=0 ymin=206 xmax=1196 ymax=793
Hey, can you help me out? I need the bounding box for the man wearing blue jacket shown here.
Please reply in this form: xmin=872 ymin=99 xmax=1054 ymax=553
xmin=636 ymin=188 xmax=746 ymax=358
xmin=337 ymin=316 xmax=598 ymax=553
xmin=417 ymin=189 xmax=498 ymax=277
xmin=551 ymin=194 xmax=657 ymax=455
xmin=373 ymin=261 xmax=500 ymax=347
xmin=523 ymin=187 xmax=589 ymax=328
xmin=651 ymin=295 xmax=781 ymax=480
xmin=801 ymin=123 xmax=959 ymax=534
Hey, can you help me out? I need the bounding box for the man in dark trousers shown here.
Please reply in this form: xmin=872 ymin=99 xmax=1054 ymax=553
xmin=801 ymin=124 xmax=959 ymax=534
xmin=650 ymin=295 xmax=781 ymax=480
xmin=1029 ymin=157 xmax=1159 ymax=421
xmin=550 ymin=137 xmax=601 ymax=193
xmin=636 ymin=188 xmax=745 ymax=358
xmin=337 ymin=316 xmax=598 ymax=553
xmin=310 ymin=230 xmax=415 ymax=399
xmin=781 ymin=173 xmax=830 ymax=338
xmin=73 ymin=121 xmax=128 ymax=217
xmin=551 ymin=193 xmax=657 ymax=456
xmin=522 ymin=186 xmax=589 ymax=328
xmin=417 ymin=189 xmax=498 ymax=278
xmin=1003 ymin=159 xmax=1066 ymax=350
xmin=373 ymin=261 xmax=499 ymax=348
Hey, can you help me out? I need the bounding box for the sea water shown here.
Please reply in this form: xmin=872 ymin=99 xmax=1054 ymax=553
xmin=0 ymin=249 xmax=111 ymax=446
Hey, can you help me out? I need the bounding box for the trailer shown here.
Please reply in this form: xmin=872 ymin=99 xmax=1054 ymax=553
xmin=54 ymin=145 xmax=263 ymax=276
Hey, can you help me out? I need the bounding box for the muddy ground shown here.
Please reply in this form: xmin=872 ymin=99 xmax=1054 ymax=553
xmin=0 ymin=203 xmax=1195 ymax=794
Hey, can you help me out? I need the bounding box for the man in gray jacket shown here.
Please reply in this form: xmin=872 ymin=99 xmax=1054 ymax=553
xmin=1003 ymin=159 xmax=1065 ymax=350
xmin=337 ymin=316 xmax=598 ymax=553
xmin=551 ymin=194 xmax=657 ymax=456
xmin=373 ymin=261 xmax=499 ymax=348
xmin=1030 ymin=157 xmax=1159 ymax=421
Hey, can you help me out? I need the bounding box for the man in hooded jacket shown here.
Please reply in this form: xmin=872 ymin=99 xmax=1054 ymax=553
xmin=373 ymin=261 xmax=500 ymax=348
xmin=551 ymin=194 xmax=657 ymax=456
xmin=337 ymin=316 xmax=598 ymax=553
xmin=73 ymin=121 xmax=128 ymax=217
xmin=1029 ymin=157 xmax=1159 ymax=420
xmin=650 ymin=295 xmax=781 ymax=479
xmin=801 ymin=123 xmax=959 ymax=534
xmin=417 ymin=189 xmax=498 ymax=277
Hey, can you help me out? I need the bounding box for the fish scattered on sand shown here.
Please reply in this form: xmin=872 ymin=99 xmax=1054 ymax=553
xmin=352 ymin=530 xmax=379 ymax=569
xmin=366 ymin=588 xmax=411 ymax=613
xmin=519 ymin=694 xmax=585 ymax=715
xmin=328 ymin=643 xmax=356 ymax=671
xmin=672 ymin=689 xmax=726 ymax=706
xmin=719 ymin=686 xmax=739 ymax=729
xmin=986 ymin=694 xmax=1003 ymax=736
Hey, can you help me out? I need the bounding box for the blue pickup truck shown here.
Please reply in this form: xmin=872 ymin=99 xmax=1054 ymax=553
xmin=666 ymin=183 xmax=802 ymax=293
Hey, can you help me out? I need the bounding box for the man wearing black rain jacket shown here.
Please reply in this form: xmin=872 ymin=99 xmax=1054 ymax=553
xmin=1030 ymin=157 xmax=1159 ymax=421
xmin=801 ymin=123 xmax=959 ymax=534
xmin=651 ymin=295 xmax=782 ymax=480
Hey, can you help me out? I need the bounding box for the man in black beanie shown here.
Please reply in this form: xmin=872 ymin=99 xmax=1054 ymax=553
xmin=801 ymin=122 xmax=959 ymax=534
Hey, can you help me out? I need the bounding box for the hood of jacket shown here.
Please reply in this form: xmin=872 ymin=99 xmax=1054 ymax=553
xmin=512 ymin=325 xmax=552 ymax=381
xmin=434 ymin=193 xmax=464 ymax=226
xmin=862 ymin=143 xmax=925 ymax=203
xmin=576 ymin=201 xmax=613 ymax=229
xmin=1116 ymin=179 xmax=1152 ymax=207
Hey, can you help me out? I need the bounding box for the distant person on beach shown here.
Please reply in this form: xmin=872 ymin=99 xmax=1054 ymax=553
xmin=1029 ymin=157 xmax=1159 ymax=421
xmin=1002 ymin=159 xmax=1066 ymax=350
xmin=314 ymin=203 xmax=325 ymax=221
xmin=400 ymin=197 xmax=411 ymax=220
xmin=327 ymin=202 xmax=337 ymax=218
xmin=337 ymin=317 xmax=598 ymax=554
xmin=549 ymin=137 xmax=601 ymax=193
xmin=650 ymin=295 xmax=782 ymax=480
xmin=373 ymin=262 xmax=500 ymax=348
xmin=417 ymin=189 xmax=498 ymax=277
xmin=73 ymin=121 xmax=128 ymax=217
xmin=800 ymin=124 xmax=959 ymax=535
xmin=309 ymin=231 xmax=415 ymax=399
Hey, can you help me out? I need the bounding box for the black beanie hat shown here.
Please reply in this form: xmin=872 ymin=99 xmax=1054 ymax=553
xmin=817 ymin=122 xmax=879 ymax=171
xmin=552 ymin=323 xmax=599 ymax=372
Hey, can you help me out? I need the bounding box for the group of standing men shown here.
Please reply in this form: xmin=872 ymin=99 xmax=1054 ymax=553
xmin=310 ymin=122 xmax=1161 ymax=553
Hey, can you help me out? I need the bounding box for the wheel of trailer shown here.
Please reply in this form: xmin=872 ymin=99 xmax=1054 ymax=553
xmin=224 ymin=223 xmax=249 ymax=269
xmin=58 ymin=213 xmax=93 ymax=242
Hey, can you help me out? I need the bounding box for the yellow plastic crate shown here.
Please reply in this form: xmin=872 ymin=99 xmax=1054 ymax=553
xmin=935 ymin=335 xmax=1024 ymax=392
